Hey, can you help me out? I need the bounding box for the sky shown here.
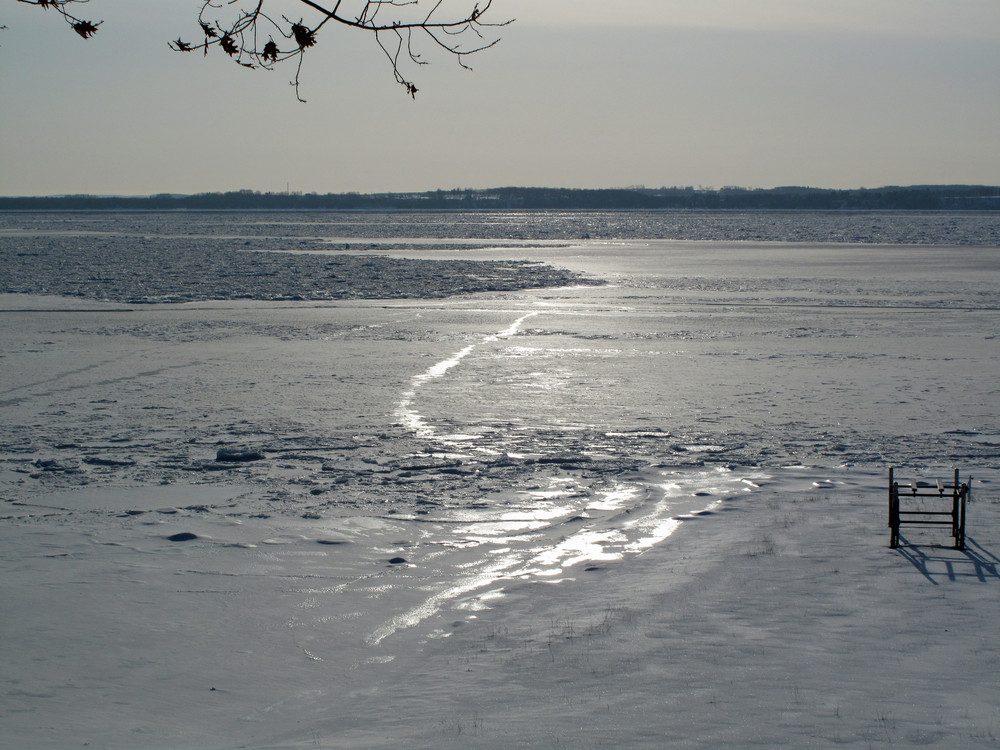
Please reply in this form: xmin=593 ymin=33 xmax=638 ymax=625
xmin=1 ymin=0 xmax=998 ymax=196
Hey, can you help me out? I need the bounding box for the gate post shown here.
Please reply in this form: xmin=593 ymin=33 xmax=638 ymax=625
xmin=888 ymin=466 xmax=900 ymax=548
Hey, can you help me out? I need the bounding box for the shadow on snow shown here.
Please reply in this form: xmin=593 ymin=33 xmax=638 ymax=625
xmin=894 ymin=535 xmax=999 ymax=584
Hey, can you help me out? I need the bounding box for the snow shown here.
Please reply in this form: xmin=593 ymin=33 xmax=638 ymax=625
xmin=1 ymin=212 xmax=998 ymax=748
xmin=3 ymin=469 xmax=996 ymax=748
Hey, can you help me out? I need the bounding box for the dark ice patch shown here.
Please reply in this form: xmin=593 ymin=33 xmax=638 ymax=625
xmin=216 ymin=447 xmax=265 ymax=462
xmin=83 ymin=455 xmax=136 ymax=467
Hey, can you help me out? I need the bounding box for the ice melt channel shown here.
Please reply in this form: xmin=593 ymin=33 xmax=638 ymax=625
xmin=395 ymin=311 xmax=539 ymax=442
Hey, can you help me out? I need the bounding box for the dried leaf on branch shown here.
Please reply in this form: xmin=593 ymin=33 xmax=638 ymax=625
xmin=290 ymin=23 xmax=317 ymax=49
xmin=262 ymin=40 xmax=279 ymax=63
xmin=219 ymin=34 xmax=239 ymax=56
xmin=72 ymin=20 xmax=99 ymax=39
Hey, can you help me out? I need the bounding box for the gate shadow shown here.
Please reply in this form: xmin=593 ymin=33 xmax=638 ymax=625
xmin=894 ymin=535 xmax=999 ymax=584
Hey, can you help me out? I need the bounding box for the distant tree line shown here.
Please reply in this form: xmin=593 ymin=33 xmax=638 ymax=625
xmin=2 ymin=185 xmax=998 ymax=212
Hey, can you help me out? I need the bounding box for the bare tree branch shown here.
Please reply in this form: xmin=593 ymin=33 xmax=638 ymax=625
xmin=16 ymin=0 xmax=511 ymax=101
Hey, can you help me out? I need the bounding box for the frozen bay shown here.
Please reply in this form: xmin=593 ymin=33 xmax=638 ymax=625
xmin=1 ymin=212 xmax=999 ymax=748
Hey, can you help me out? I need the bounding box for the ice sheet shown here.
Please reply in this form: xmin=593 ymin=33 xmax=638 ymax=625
xmin=2 ymin=212 xmax=999 ymax=749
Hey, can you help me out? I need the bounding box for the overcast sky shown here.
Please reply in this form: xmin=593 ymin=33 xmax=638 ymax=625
xmin=1 ymin=0 xmax=998 ymax=196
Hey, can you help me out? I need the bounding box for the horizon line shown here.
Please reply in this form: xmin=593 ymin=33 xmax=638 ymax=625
xmin=3 ymin=183 xmax=1000 ymax=200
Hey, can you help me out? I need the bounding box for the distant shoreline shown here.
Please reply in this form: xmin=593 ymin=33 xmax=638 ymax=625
xmin=1 ymin=184 xmax=998 ymax=212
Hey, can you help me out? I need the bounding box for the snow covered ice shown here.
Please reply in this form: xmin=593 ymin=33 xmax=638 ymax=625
xmin=1 ymin=211 xmax=998 ymax=748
